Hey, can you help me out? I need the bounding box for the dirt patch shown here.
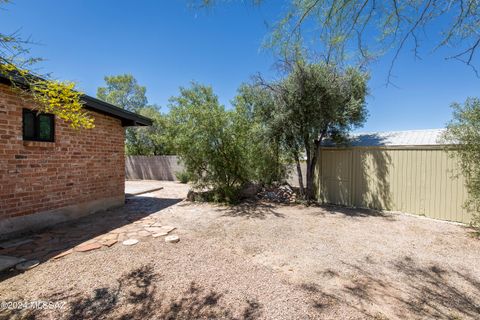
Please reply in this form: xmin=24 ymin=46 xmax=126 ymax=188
xmin=1 ymin=182 xmax=479 ymax=319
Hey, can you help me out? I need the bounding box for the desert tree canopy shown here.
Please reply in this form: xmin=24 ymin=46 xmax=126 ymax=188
xmin=199 ymin=0 xmax=480 ymax=79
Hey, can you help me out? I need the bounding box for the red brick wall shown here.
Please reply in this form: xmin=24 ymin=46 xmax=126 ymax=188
xmin=0 ymin=83 xmax=125 ymax=221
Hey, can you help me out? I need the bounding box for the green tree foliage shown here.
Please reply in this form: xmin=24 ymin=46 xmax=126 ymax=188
xmin=257 ymin=61 xmax=368 ymax=199
xmin=97 ymin=74 xmax=172 ymax=155
xmin=175 ymin=170 xmax=191 ymax=184
xmin=270 ymin=1 xmax=480 ymax=69
xmin=97 ymin=74 xmax=148 ymax=113
xmin=167 ymin=65 xmax=366 ymax=202
xmin=167 ymin=82 xmax=285 ymax=201
xmin=125 ymin=105 xmax=174 ymax=155
xmin=443 ymin=98 xmax=480 ymax=228
xmin=232 ymin=83 xmax=287 ymax=185
xmin=167 ymin=83 xmax=249 ymax=201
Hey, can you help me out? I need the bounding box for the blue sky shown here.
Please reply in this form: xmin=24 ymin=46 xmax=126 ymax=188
xmin=1 ymin=0 xmax=479 ymax=132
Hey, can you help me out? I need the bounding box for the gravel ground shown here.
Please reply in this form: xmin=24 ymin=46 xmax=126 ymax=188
xmin=1 ymin=181 xmax=480 ymax=319
xmin=125 ymin=180 xmax=165 ymax=196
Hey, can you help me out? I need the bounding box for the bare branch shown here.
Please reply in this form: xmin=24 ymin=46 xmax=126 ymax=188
xmin=447 ymin=36 xmax=480 ymax=77
xmin=387 ymin=0 xmax=433 ymax=84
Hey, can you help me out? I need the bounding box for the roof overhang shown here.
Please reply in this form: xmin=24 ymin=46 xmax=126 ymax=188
xmin=80 ymin=95 xmax=152 ymax=126
xmin=0 ymin=73 xmax=152 ymax=127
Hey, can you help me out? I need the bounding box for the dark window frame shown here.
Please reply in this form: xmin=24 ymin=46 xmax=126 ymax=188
xmin=22 ymin=108 xmax=55 ymax=142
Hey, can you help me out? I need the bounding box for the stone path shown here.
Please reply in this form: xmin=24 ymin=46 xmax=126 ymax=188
xmin=0 ymin=255 xmax=25 ymax=272
xmin=0 ymin=216 xmax=178 ymax=265
xmin=0 ymin=187 xmax=184 ymax=271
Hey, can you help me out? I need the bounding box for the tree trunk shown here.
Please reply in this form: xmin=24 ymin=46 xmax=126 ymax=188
xmin=275 ymin=139 xmax=280 ymax=183
xmin=305 ymin=139 xmax=321 ymax=201
xmin=305 ymin=157 xmax=314 ymax=200
xmin=294 ymin=155 xmax=304 ymax=196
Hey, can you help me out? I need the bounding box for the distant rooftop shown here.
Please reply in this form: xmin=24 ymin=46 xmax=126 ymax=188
xmin=326 ymin=129 xmax=448 ymax=147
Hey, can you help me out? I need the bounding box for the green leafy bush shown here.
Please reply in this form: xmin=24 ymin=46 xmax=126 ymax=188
xmin=166 ymin=83 xmax=286 ymax=203
xmin=167 ymin=83 xmax=247 ymax=202
xmin=444 ymin=98 xmax=480 ymax=230
xmin=175 ymin=171 xmax=190 ymax=184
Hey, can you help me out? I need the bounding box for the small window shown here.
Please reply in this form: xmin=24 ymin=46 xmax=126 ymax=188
xmin=22 ymin=109 xmax=55 ymax=142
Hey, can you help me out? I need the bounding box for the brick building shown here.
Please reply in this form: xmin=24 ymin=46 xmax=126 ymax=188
xmin=0 ymin=75 xmax=151 ymax=237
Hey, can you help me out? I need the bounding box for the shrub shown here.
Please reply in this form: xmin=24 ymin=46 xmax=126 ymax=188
xmin=167 ymin=83 xmax=250 ymax=202
xmin=444 ymin=98 xmax=480 ymax=230
xmin=167 ymin=83 xmax=287 ymax=203
xmin=175 ymin=171 xmax=190 ymax=184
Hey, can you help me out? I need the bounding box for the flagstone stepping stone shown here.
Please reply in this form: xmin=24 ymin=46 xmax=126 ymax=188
xmin=15 ymin=259 xmax=40 ymax=271
xmin=165 ymin=235 xmax=180 ymax=243
xmin=138 ymin=231 xmax=151 ymax=237
xmin=122 ymin=239 xmax=139 ymax=246
xmin=75 ymin=242 xmax=102 ymax=252
xmin=152 ymin=232 xmax=169 ymax=238
xmin=0 ymin=238 xmax=34 ymax=249
xmin=159 ymin=226 xmax=176 ymax=234
xmin=144 ymin=227 xmax=164 ymax=233
xmin=0 ymin=255 xmax=26 ymax=272
xmin=126 ymin=233 xmax=138 ymax=238
xmin=52 ymin=249 xmax=73 ymax=259
xmin=77 ymin=239 xmax=97 ymax=247
xmin=102 ymin=239 xmax=117 ymax=247
xmin=98 ymin=234 xmax=118 ymax=242
xmin=142 ymin=223 xmax=154 ymax=228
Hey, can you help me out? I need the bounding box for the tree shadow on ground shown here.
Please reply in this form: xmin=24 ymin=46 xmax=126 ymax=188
xmin=0 ymin=196 xmax=182 ymax=281
xmin=309 ymin=203 xmax=396 ymax=220
xmin=1 ymin=264 xmax=263 ymax=320
xmin=219 ymin=201 xmax=285 ymax=219
xmin=301 ymin=256 xmax=480 ymax=319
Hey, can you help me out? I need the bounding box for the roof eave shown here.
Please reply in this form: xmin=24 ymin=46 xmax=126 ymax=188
xmin=0 ymin=73 xmax=153 ymax=127
xmin=81 ymin=95 xmax=152 ymax=127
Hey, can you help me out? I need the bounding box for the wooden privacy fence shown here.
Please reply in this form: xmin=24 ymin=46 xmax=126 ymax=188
xmin=127 ymin=155 xmax=306 ymax=186
xmin=125 ymin=156 xmax=184 ymax=181
xmin=316 ymin=147 xmax=471 ymax=224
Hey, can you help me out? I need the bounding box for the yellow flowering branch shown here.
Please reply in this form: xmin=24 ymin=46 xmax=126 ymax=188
xmin=0 ymin=62 xmax=95 ymax=129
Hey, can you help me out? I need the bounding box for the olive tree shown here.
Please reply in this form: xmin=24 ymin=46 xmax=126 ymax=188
xmin=258 ymin=61 xmax=368 ymax=200
xmin=232 ymin=84 xmax=287 ymax=185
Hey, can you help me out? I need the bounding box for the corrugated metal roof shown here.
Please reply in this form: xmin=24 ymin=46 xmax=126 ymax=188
xmin=327 ymin=129 xmax=448 ymax=147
